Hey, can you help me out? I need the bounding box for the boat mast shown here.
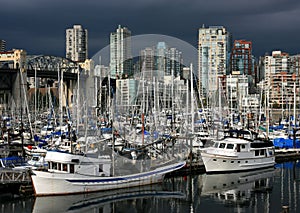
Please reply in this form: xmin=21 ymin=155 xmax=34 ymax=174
xmin=293 ymin=82 xmax=296 ymax=126
xmin=60 ymin=66 xmax=64 ymax=143
xmin=190 ymin=64 xmax=194 ymax=135
xmin=19 ymin=68 xmax=25 ymax=158
xmin=266 ymin=81 xmax=270 ymax=139
xmin=34 ymin=66 xmax=37 ymax=134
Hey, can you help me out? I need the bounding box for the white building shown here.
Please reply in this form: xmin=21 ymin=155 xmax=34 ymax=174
xmin=226 ymin=74 xmax=249 ymax=112
xmin=66 ymin=25 xmax=88 ymax=62
xmin=198 ymin=25 xmax=231 ymax=101
xmin=116 ymin=79 xmax=138 ymax=113
xmin=110 ymin=25 xmax=132 ymax=79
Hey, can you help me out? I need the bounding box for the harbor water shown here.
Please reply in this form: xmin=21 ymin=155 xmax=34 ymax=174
xmin=1 ymin=161 xmax=299 ymax=213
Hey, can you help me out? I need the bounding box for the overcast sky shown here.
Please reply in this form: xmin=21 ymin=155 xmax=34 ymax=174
xmin=1 ymin=0 xmax=300 ymax=61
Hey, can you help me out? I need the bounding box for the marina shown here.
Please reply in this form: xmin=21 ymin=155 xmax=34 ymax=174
xmin=0 ymin=161 xmax=300 ymax=213
xmin=1 ymin=8 xmax=300 ymax=212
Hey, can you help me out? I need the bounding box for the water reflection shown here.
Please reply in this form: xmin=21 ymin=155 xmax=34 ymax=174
xmin=1 ymin=161 xmax=300 ymax=213
xmin=200 ymin=168 xmax=277 ymax=211
xmin=32 ymin=184 xmax=186 ymax=213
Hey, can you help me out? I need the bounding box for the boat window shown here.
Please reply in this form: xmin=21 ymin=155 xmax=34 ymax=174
xmin=58 ymin=163 xmax=61 ymax=171
xmin=236 ymin=144 xmax=241 ymax=152
xmin=255 ymin=150 xmax=259 ymax=156
xmin=226 ymin=144 xmax=234 ymax=149
xmin=70 ymin=164 xmax=74 ymax=173
xmin=53 ymin=163 xmax=57 ymax=170
xmin=241 ymin=144 xmax=246 ymax=149
xmin=219 ymin=143 xmax=226 ymax=148
xmin=63 ymin=164 xmax=68 ymax=172
xmin=260 ymin=149 xmax=265 ymax=156
xmin=214 ymin=142 xmax=219 ymax=148
xmin=99 ymin=164 xmax=103 ymax=173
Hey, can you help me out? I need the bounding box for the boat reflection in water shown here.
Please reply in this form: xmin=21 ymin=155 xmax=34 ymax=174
xmin=201 ymin=168 xmax=277 ymax=210
xmin=32 ymin=184 xmax=186 ymax=213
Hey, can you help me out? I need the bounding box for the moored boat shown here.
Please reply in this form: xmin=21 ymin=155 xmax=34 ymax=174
xmin=31 ymin=140 xmax=186 ymax=196
xmin=200 ymin=129 xmax=275 ymax=173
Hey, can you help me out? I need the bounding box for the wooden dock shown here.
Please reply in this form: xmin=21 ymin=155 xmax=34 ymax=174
xmin=0 ymin=169 xmax=33 ymax=195
xmin=275 ymin=149 xmax=300 ymax=163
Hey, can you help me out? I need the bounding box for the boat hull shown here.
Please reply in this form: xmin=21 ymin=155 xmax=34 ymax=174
xmin=31 ymin=161 xmax=185 ymax=196
xmin=201 ymin=153 xmax=275 ymax=173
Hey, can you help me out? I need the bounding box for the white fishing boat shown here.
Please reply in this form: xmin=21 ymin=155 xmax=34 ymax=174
xmin=31 ymin=139 xmax=186 ymax=196
xmin=200 ymin=129 xmax=275 ymax=173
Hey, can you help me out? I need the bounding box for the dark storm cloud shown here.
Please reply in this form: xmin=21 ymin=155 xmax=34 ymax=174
xmin=1 ymin=0 xmax=300 ymax=58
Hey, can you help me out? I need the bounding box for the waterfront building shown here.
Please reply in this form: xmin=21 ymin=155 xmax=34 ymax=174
xmin=290 ymin=54 xmax=300 ymax=76
xmin=140 ymin=47 xmax=155 ymax=81
xmin=110 ymin=25 xmax=132 ymax=79
xmin=198 ymin=25 xmax=231 ymax=105
xmin=230 ymin=40 xmax=254 ymax=76
xmin=116 ymin=78 xmax=138 ymax=113
xmin=138 ymin=42 xmax=183 ymax=82
xmin=66 ymin=25 xmax=88 ymax=62
xmin=0 ymin=49 xmax=27 ymax=69
xmin=226 ymin=74 xmax=249 ymax=112
xmin=261 ymin=51 xmax=300 ymax=108
xmin=155 ymin=42 xmax=167 ymax=73
xmin=0 ymin=39 xmax=6 ymax=52
xmin=166 ymin=47 xmax=182 ymax=77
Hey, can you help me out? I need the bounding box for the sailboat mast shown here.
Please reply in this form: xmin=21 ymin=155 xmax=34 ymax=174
xmin=190 ymin=64 xmax=194 ymax=135
xmin=60 ymin=66 xmax=64 ymax=140
xmin=34 ymin=66 xmax=37 ymax=133
xmin=293 ymin=82 xmax=296 ymax=126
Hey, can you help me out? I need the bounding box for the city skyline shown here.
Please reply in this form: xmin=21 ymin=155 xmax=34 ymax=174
xmin=1 ymin=0 xmax=300 ymax=59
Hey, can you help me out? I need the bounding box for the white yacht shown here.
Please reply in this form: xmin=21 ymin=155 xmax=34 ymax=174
xmin=200 ymin=129 xmax=275 ymax=173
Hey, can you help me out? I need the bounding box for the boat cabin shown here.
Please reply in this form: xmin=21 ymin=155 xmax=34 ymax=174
xmin=45 ymin=151 xmax=111 ymax=176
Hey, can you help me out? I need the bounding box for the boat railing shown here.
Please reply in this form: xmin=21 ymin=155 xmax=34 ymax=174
xmin=224 ymin=129 xmax=253 ymax=140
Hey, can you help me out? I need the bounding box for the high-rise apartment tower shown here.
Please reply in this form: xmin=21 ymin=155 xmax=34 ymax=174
xmin=66 ymin=25 xmax=88 ymax=62
xmin=110 ymin=25 xmax=132 ymax=79
xmin=198 ymin=25 xmax=231 ymax=99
